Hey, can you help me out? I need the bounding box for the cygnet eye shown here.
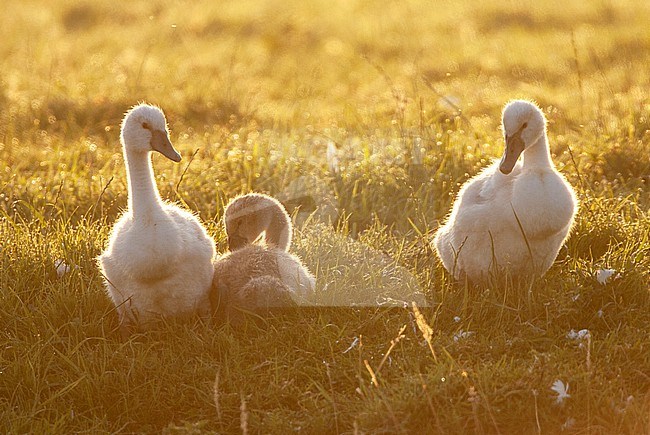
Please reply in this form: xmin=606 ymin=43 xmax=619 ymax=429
xmin=142 ymin=122 xmax=150 ymax=130
xmin=522 ymin=122 xmax=528 ymax=129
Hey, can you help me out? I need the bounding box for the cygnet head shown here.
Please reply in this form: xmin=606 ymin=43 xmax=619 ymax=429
xmin=121 ymin=103 xmax=181 ymax=162
xmin=499 ymin=100 xmax=546 ymax=174
xmin=225 ymin=193 xmax=292 ymax=251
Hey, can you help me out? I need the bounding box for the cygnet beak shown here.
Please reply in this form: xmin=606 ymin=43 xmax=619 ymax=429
xmin=499 ymin=127 xmax=525 ymax=175
xmin=151 ymin=130 xmax=181 ymax=162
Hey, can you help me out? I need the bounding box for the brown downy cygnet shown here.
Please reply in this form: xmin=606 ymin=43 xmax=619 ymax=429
xmin=211 ymin=193 xmax=315 ymax=320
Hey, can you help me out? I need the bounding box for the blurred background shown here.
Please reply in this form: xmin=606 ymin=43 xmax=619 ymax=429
xmin=0 ymin=0 xmax=648 ymax=228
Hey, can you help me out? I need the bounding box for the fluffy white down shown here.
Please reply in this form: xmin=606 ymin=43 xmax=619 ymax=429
xmin=433 ymin=100 xmax=577 ymax=282
xmin=98 ymin=104 xmax=215 ymax=331
xmin=100 ymin=205 xmax=215 ymax=325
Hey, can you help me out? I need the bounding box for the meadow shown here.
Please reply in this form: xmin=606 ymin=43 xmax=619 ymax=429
xmin=1 ymin=0 xmax=649 ymax=432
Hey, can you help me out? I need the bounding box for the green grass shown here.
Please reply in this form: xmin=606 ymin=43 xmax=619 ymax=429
xmin=1 ymin=0 xmax=649 ymax=432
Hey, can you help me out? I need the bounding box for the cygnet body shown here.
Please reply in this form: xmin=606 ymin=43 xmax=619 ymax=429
xmin=433 ymin=100 xmax=577 ymax=282
xmin=98 ymin=104 xmax=215 ymax=333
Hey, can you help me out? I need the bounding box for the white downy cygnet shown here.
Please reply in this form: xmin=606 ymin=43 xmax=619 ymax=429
xmin=98 ymin=103 xmax=215 ymax=334
xmin=433 ymin=100 xmax=577 ymax=282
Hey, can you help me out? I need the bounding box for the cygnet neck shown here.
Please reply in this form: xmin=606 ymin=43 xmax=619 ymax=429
xmin=266 ymin=206 xmax=292 ymax=251
xmin=124 ymin=147 xmax=163 ymax=219
xmin=522 ymin=133 xmax=552 ymax=169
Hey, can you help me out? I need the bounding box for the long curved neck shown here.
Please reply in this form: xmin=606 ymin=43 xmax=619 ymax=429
xmin=124 ymin=148 xmax=163 ymax=218
xmin=522 ymin=133 xmax=552 ymax=169
xmin=265 ymin=206 xmax=292 ymax=251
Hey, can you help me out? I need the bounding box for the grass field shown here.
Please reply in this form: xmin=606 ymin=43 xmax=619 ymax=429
xmin=1 ymin=0 xmax=649 ymax=432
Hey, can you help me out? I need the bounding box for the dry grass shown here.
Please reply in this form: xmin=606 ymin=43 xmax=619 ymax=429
xmin=1 ymin=0 xmax=649 ymax=432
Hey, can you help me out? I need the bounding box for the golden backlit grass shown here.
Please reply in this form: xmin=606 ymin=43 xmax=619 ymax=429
xmin=1 ymin=0 xmax=649 ymax=432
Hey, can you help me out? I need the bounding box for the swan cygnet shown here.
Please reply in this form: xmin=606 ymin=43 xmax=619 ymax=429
xmin=211 ymin=193 xmax=315 ymax=318
xmin=433 ymin=100 xmax=578 ymax=283
xmin=98 ymin=103 xmax=216 ymax=335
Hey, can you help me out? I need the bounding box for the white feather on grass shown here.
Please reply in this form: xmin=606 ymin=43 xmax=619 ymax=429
xmin=596 ymin=268 xmax=616 ymax=285
xmin=54 ymin=259 xmax=71 ymax=278
xmin=551 ymin=379 xmax=570 ymax=405
xmin=566 ymin=329 xmax=590 ymax=340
